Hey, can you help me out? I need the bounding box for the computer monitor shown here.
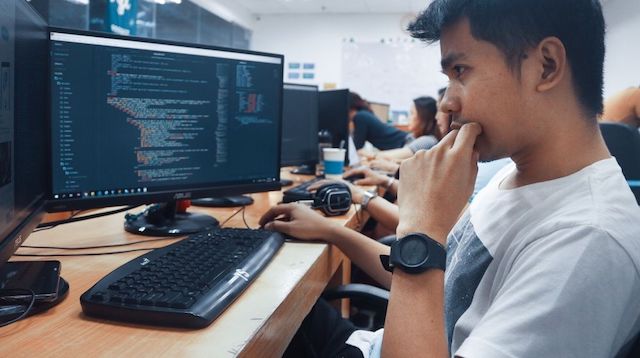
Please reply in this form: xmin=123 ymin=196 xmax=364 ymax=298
xmin=369 ymin=102 xmax=390 ymax=122
xmin=318 ymin=89 xmax=350 ymax=165
xmin=47 ymin=28 xmax=284 ymax=236
xmin=281 ymin=83 xmax=319 ymax=175
xmin=0 ymin=0 xmax=48 ymax=268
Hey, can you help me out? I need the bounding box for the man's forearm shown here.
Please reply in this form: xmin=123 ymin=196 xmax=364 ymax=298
xmin=382 ymin=270 xmax=448 ymax=358
xmin=366 ymin=197 xmax=399 ymax=231
xmin=327 ymin=225 xmax=393 ymax=289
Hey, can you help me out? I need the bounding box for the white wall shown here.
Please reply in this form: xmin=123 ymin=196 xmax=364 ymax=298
xmin=251 ymin=13 xmax=447 ymax=110
xmin=603 ymin=0 xmax=640 ymax=97
xmin=250 ymin=2 xmax=640 ymax=106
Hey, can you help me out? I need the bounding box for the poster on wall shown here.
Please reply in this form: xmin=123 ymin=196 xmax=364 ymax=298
xmin=109 ymin=0 xmax=138 ymax=35
xmin=90 ymin=0 xmax=138 ymax=36
xmin=287 ymin=62 xmax=316 ymax=82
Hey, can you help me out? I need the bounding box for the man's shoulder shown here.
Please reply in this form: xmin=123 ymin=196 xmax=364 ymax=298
xmin=470 ymin=159 xmax=640 ymax=251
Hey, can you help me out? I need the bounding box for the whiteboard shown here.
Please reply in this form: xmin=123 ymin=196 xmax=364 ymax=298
xmin=341 ymin=40 xmax=448 ymax=112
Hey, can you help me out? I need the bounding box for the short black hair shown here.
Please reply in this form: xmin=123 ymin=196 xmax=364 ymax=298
xmin=408 ymin=0 xmax=606 ymax=117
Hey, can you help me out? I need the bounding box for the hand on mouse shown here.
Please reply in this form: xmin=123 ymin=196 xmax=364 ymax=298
xmin=259 ymin=203 xmax=340 ymax=242
xmin=343 ymin=167 xmax=391 ymax=188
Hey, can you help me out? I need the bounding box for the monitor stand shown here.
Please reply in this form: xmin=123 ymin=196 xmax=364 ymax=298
xmin=124 ymin=200 xmax=219 ymax=236
xmin=191 ymin=196 xmax=254 ymax=208
xmin=290 ymin=164 xmax=316 ymax=176
xmin=0 ymin=276 xmax=69 ymax=323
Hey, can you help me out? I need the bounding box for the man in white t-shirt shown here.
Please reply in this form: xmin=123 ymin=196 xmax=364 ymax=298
xmin=260 ymin=0 xmax=640 ymax=357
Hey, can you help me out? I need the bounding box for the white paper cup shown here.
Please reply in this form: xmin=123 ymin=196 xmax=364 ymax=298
xmin=323 ymin=148 xmax=346 ymax=179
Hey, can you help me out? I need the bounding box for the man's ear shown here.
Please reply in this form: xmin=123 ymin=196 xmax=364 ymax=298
xmin=533 ymin=37 xmax=567 ymax=93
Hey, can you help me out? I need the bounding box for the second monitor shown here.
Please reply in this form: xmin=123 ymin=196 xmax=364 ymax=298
xmin=318 ymin=89 xmax=350 ymax=166
xmin=281 ymin=83 xmax=319 ymax=175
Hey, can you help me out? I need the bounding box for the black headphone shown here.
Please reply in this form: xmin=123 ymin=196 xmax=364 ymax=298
xmin=311 ymin=183 xmax=352 ymax=216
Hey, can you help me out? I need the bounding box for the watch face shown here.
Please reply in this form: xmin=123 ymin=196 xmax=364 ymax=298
xmin=400 ymin=236 xmax=429 ymax=267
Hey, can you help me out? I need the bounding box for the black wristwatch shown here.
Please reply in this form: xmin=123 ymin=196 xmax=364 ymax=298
xmin=380 ymin=233 xmax=446 ymax=274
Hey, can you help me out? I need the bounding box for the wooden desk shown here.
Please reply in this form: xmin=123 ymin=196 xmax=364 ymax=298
xmin=0 ymin=171 xmax=366 ymax=357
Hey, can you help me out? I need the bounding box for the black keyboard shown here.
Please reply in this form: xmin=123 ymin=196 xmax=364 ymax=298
xmin=282 ymin=177 xmax=323 ymax=203
xmin=80 ymin=227 xmax=284 ymax=328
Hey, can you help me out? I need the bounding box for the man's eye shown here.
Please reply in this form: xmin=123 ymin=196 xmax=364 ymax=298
xmin=453 ymin=66 xmax=466 ymax=77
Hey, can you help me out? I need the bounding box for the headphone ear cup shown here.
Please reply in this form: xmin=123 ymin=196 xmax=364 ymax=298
xmin=312 ymin=183 xmax=352 ymax=216
xmin=312 ymin=185 xmax=331 ymax=211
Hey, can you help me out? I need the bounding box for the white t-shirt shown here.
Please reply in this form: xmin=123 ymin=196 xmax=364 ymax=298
xmin=348 ymin=158 xmax=640 ymax=358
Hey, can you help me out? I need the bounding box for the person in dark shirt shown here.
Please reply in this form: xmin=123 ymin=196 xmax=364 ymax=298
xmin=349 ymin=92 xmax=410 ymax=151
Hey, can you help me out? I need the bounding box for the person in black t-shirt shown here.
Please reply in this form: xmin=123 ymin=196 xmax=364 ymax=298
xmin=349 ymin=92 xmax=410 ymax=151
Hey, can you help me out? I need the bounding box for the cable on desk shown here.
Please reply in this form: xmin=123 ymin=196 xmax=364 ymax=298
xmin=32 ymin=225 xmax=60 ymax=233
xmin=0 ymin=289 xmax=36 ymax=327
xmin=241 ymin=206 xmax=254 ymax=229
xmin=21 ymin=236 xmax=179 ymax=250
xmin=36 ymin=205 xmax=140 ymax=230
xmin=23 ymin=205 xmax=251 ymax=254
xmin=14 ymin=248 xmax=157 ymax=257
xmin=353 ymin=202 xmax=363 ymax=223
xmin=218 ymin=206 xmax=245 ymax=228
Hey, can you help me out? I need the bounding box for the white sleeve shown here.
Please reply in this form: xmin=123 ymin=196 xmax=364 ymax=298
xmin=455 ymin=226 xmax=640 ymax=358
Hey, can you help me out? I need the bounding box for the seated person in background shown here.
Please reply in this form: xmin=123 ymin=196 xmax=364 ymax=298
xmin=350 ymin=92 xmax=411 ymax=152
xmin=368 ymin=97 xmax=453 ymax=173
xmin=374 ymin=96 xmax=442 ymax=161
xmin=602 ymin=86 xmax=640 ymax=127
xmin=261 ymin=0 xmax=640 ymax=356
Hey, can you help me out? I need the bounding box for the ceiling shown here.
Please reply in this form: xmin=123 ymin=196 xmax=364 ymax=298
xmin=227 ymin=0 xmax=431 ymax=15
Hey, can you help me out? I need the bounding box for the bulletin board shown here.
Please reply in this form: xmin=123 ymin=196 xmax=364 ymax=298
xmin=341 ymin=40 xmax=448 ymax=113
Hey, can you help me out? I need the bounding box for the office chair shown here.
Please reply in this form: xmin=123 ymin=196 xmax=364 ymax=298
xmin=322 ymin=235 xmax=395 ymax=330
xmin=599 ymin=122 xmax=640 ymax=203
xmin=600 ymin=122 xmax=640 ymax=178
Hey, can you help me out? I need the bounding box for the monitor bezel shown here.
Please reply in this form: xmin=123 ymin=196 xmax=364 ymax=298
xmin=0 ymin=201 xmax=45 ymax=268
xmin=281 ymin=83 xmax=319 ymax=167
xmin=45 ymin=27 xmax=284 ymax=213
xmin=1 ymin=0 xmax=48 ymax=269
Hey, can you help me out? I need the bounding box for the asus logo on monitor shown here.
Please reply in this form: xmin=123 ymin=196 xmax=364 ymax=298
xmin=174 ymin=192 xmax=192 ymax=199
xmin=14 ymin=234 xmax=24 ymax=249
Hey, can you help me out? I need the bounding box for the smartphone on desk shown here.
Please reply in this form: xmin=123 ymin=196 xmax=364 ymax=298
xmin=0 ymin=261 xmax=61 ymax=302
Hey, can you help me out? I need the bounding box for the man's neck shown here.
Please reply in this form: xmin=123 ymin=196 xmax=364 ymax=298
xmin=501 ymin=118 xmax=610 ymax=189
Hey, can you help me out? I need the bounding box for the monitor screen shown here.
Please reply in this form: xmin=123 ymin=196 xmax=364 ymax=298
xmin=318 ymin=89 xmax=350 ymax=165
xmin=0 ymin=0 xmax=48 ymax=266
xmin=281 ymin=83 xmax=318 ymax=167
xmin=369 ymin=102 xmax=390 ymax=122
xmin=47 ymin=29 xmax=284 ymax=212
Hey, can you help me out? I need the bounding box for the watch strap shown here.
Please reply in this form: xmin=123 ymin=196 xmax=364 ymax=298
xmin=361 ymin=190 xmax=377 ymax=209
xmin=380 ymin=254 xmax=392 ymax=272
xmin=382 ymin=233 xmax=446 ymax=274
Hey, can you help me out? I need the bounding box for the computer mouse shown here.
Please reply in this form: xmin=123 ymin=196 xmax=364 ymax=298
xmin=343 ymin=173 xmax=365 ymax=182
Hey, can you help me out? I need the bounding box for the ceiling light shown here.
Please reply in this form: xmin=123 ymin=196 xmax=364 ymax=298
xmin=147 ymin=0 xmax=182 ymax=4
